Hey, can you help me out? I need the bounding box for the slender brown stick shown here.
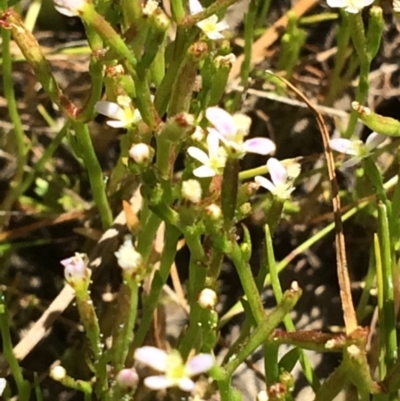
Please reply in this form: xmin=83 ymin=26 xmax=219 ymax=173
xmin=269 ymin=73 xmax=358 ymax=335
xmin=228 ymin=0 xmax=320 ymax=82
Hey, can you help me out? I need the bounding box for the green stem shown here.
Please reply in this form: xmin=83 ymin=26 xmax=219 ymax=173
xmin=223 ymin=286 xmax=301 ymax=376
xmin=0 ymin=290 xmax=31 ymax=401
xmin=344 ymin=13 xmax=370 ymax=138
xmin=377 ymin=202 xmax=397 ymax=371
xmin=111 ymin=277 xmax=139 ymax=370
xmin=265 ymin=225 xmax=319 ymax=390
xmin=0 ymin=19 xmax=27 ymax=228
xmin=73 ymin=122 xmax=113 ymax=228
xmin=129 ymin=225 xmax=180 ymax=351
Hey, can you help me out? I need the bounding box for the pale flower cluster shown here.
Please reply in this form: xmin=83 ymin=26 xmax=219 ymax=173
xmin=188 ymin=107 xmax=276 ymax=178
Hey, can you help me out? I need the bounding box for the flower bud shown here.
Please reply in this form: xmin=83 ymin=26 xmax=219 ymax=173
xmin=61 ymin=253 xmax=90 ymax=286
xmin=115 ymin=238 xmax=143 ymax=275
xmin=129 ymin=143 xmax=151 ymax=164
xmin=158 ymin=113 xmax=195 ymax=141
xmin=181 ymin=179 xmax=202 ymax=204
xmin=198 ymin=288 xmax=217 ymax=309
xmin=116 ymin=368 xmax=139 ymax=389
xmin=50 ymin=365 xmax=67 ymax=381
xmin=206 ymin=204 xmax=222 ymax=220
xmin=54 ymin=0 xmax=89 ymax=17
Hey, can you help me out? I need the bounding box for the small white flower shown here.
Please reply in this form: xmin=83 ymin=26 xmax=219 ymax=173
xmin=206 ymin=107 xmax=276 ymax=158
xmin=54 ymin=0 xmax=87 ymax=17
xmin=189 ymin=0 xmax=229 ymax=40
xmin=326 ymin=0 xmax=374 ymax=13
xmin=134 ymin=346 xmax=214 ymax=392
xmin=255 ymin=158 xmax=301 ymax=200
xmin=188 ymin=132 xmax=227 ymax=177
xmin=329 ymin=132 xmax=385 ymax=168
xmin=115 ymin=238 xmax=143 ymax=274
xmin=95 ymin=96 xmax=142 ymax=128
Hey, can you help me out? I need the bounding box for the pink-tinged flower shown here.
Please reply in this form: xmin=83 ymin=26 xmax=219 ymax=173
xmin=329 ymin=132 xmax=386 ymax=168
xmin=116 ymin=368 xmax=139 ymax=389
xmin=326 ymin=0 xmax=374 ymax=13
xmin=61 ymin=253 xmax=89 ymax=284
xmin=189 ymin=0 xmax=229 ymax=40
xmin=205 ymin=107 xmax=276 ymax=158
xmin=188 ymin=132 xmax=227 ymax=177
xmin=255 ymin=158 xmax=301 ymax=200
xmin=134 ymin=346 xmax=214 ymax=392
xmin=54 ymin=0 xmax=87 ymax=17
xmin=95 ymin=96 xmax=142 ymax=128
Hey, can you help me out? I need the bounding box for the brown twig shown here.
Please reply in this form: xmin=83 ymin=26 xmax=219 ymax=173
xmin=268 ymin=72 xmax=358 ymax=335
xmin=228 ymin=0 xmax=320 ymax=83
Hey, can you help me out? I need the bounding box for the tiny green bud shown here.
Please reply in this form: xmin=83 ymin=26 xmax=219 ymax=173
xmin=158 ymin=113 xmax=195 ymax=141
xmin=352 ymin=101 xmax=400 ymax=136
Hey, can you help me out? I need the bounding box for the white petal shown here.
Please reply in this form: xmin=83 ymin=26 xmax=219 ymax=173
xmin=193 ymin=165 xmax=216 ymax=177
xmin=107 ymin=120 xmax=128 ymax=128
xmin=342 ymin=156 xmax=361 ymax=168
xmin=188 ymin=0 xmax=204 ymax=15
xmin=95 ymin=101 xmax=125 ymax=120
xmin=134 ymin=347 xmax=168 ymax=372
xmin=54 ymin=5 xmax=79 ymax=16
xmin=244 ymin=138 xmax=276 ymax=155
xmin=255 ymin=176 xmax=276 ymax=193
xmin=188 ymin=146 xmax=210 ymax=165
xmin=178 ymin=377 xmax=195 ymax=392
xmin=207 ymin=132 xmax=221 ymax=159
xmin=365 ymin=132 xmax=386 ymax=151
xmin=185 ymin=354 xmax=214 ymax=376
xmin=205 ymin=31 xmax=224 ymax=40
xmin=144 ymin=375 xmax=175 ymax=390
xmin=267 ymin=158 xmax=288 ymax=187
xmin=329 ymin=138 xmax=357 ymax=155
xmin=206 ymin=107 xmax=236 ymax=137
xmin=326 ymin=0 xmax=347 ymax=7
xmin=216 ymin=20 xmax=229 ymax=31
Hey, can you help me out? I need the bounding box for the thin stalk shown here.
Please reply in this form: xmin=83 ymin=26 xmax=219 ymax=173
xmin=0 ymin=20 xmax=27 ymax=228
xmin=111 ymin=277 xmax=139 ymax=370
xmin=377 ymin=202 xmax=397 ymax=371
xmin=73 ymin=122 xmax=113 ymax=228
xmin=265 ymin=225 xmax=319 ymax=390
xmin=0 ymin=290 xmax=31 ymax=401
